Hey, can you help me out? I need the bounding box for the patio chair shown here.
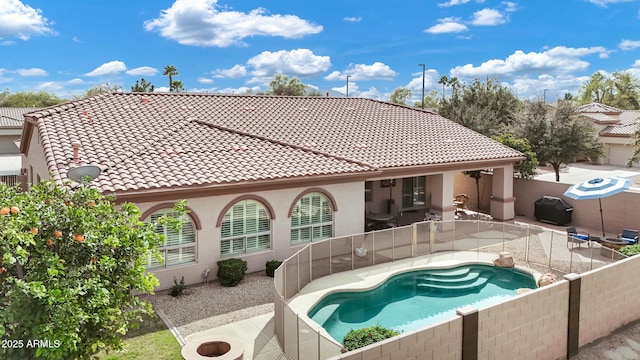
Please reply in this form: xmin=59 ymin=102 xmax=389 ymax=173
xmin=567 ymin=226 xmax=590 ymax=248
xmin=618 ymin=229 xmax=639 ymax=244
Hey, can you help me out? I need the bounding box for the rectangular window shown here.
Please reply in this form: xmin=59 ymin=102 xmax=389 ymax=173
xmin=402 ymin=176 xmax=426 ymax=209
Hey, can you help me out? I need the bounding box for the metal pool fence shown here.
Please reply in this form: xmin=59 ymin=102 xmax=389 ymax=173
xmin=273 ymin=219 xmax=624 ymax=360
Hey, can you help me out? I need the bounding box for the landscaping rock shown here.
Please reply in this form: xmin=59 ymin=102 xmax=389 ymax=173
xmin=537 ymin=273 xmax=557 ymax=287
xmin=493 ymin=252 xmax=515 ymax=268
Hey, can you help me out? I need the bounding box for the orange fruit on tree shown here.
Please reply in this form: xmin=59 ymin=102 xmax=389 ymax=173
xmin=54 ymin=230 xmax=62 ymax=238
xmin=30 ymin=228 xmax=38 ymax=234
xmin=0 ymin=207 xmax=9 ymax=216
xmin=88 ymin=201 xmax=96 ymax=207
xmin=10 ymin=206 xmax=19 ymax=214
xmin=74 ymin=234 xmax=85 ymax=242
xmin=46 ymin=239 xmax=54 ymax=246
xmin=0 ymin=267 xmax=6 ymax=274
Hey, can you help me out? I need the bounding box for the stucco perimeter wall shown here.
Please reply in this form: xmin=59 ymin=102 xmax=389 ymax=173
xmin=513 ymin=178 xmax=640 ymax=233
xmin=138 ymin=181 xmax=365 ymax=290
xmin=478 ymin=281 xmax=569 ymax=360
xmin=329 ymin=318 xmax=463 ymax=360
xmin=579 ymin=256 xmax=640 ymax=347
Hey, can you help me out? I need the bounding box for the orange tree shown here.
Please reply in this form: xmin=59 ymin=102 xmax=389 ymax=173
xmin=0 ymin=181 xmax=183 ymax=359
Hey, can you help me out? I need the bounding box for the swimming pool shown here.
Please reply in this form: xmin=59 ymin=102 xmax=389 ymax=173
xmin=308 ymin=264 xmax=537 ymax=342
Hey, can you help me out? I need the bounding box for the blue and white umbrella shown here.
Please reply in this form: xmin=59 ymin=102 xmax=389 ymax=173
xmin=563 ymin=177 xmax=633 ymax=237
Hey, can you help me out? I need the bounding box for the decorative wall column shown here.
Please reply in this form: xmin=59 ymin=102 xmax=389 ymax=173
xmin=490 ymin=165 xmax=515 ymax=220
xmin=428 ymin=172 xmax=456 ymax=222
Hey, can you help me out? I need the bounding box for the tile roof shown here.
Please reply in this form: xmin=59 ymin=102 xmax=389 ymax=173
xmin=599 ymin=110 xmax=640 ymax=136
xmin=576 ymin=103 xmax=622 ymax=114
xmin=0 ymin=107 xmax=40 ymax=128
xmin=25 ymin=93 xmax=522 ymax=194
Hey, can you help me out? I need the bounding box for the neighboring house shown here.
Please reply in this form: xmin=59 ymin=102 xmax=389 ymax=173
xmin=1 ymin=107 xmax=39 ymax=186
xmin=19 ymin=93 xmax=523 ymax=289
xmin=575 ymin=103 xmax=640 ymax=166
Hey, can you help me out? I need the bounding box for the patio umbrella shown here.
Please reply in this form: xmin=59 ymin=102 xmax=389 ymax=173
xmin=563 ymin=177 xmax=633 ymax=237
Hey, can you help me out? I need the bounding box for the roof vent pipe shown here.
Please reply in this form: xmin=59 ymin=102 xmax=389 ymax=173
xmin=72 ymin=142 xmax=81 ymax=164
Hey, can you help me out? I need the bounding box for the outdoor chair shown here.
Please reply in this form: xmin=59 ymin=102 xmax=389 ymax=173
xmin=567 ymin=226 xmax=590 ymax=248
xmin=618 ymin=229 xmax=639 ymax=244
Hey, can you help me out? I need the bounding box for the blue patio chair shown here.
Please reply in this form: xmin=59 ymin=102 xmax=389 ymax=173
xmin=567 ymin=226 xmax=590 ymax=248
xmin=618 ymin=229 xmax=639 ymax=244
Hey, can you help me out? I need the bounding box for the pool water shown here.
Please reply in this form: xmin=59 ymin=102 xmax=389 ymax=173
xmin=308 ymin=264 xmax=537 ymax=343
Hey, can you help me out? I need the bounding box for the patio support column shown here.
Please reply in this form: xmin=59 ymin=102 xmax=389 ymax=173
xmin=429 ymin=172 xmax=456 ymax=229
xmin=490 ymin=165 xmax=515 ymax=220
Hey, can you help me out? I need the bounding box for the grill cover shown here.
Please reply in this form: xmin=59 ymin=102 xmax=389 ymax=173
xmin=534 ymin=196 xmax=573 ymax=225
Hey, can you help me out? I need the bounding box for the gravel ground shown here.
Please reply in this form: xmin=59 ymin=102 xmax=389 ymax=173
xmin=142 ymin=271 xmax=274 ymax=337
xmin=144 ymin=262 xmax=638 ymax=359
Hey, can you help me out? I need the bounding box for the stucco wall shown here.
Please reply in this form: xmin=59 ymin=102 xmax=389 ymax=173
xmin=137 ymin=182 xmax=365 ymax=290
xmin=513 ymin=178 xmax=640 ymax=234
xmin=0 ymin=133 xmax=20 ymax=154
xmin=23 ymin=128 xmax=49 ymax=185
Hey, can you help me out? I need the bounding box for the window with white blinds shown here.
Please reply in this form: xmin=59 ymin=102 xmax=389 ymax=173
xmin=291 ymin=192 xmax=333 ymax=244
xmin=220 ymin=200 xmax=271 ymax=256
xmin=146 ymin=210 xmax=196 ymax=268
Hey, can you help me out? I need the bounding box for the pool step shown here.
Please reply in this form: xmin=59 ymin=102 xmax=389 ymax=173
xmin=396 ymin=269 xmax=492 ymax=293
xmin=417 ymin=276 xmax=489 ymax=292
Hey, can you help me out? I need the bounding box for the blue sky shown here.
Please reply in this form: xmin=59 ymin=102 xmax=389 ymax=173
xmin=1 ymin=0 xmax=639 ymax=102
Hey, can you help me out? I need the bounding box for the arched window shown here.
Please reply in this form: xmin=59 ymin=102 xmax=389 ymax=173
xmin=291 ymin=192 xmax=333 ymax=244
xmin=220 ymin=200 xmax=271 ymax=256
xmin=146 ymin=209 xmax=196 ymax=268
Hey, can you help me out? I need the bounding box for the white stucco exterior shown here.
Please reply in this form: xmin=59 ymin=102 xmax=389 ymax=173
xmin=136 ymin=182 xmax=365 ymax=289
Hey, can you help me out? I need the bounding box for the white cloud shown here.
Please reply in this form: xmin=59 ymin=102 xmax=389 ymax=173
xmin=324 ymin=62 xmax=397 ymax=81
xmin=0 ymin=0 xmax=55 ymax=40
xmin=16 ymin=68 xmax=47 ymax=76
xmin=425 ymin=18 xmax=468 ymax=34
xmin=406 ymin=69 xmax=440 ymax=92
xmin=84 ymin=61 xmax=127 ymax=77
xmin=587 ymin=0 xmax=635 ymax=6
xmin=197 ymin=77 xmax=214 ymax=84
xmin=144 ymin=0 xmax=322 ymax=47
xmin=502 ymin=1 xmax=518 ymax=12
xmin=213 ymin=64 xmax=247 ymax=78
xmin=343 ymin=16 xmax=362 ymax=22
xmin=470 ymin=9 xmax=508 ymax=26
xmin=451 ymin=46 xmax=610 ymax=78
xmin=248 ymin=49 xmax=331 ymax=79
xmin=126 ymin=66 xmax=157 ymax=76
xmin=510 ymin=74 xmax=589 ymax=100
xmin=67 ymin=78 xmax=84 ymax=85
xmin=620 ymin=39 xmax=640 ymax=50
xmin=632 ymin=60 xmax=640 ymax=67
xmin=438 ymin=0 xmax=472 ymax=7
xmin=36 ymin=81 xmax=63 ymax=92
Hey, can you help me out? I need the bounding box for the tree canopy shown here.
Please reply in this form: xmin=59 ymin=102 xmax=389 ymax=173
xmin=0 ymin=181 xmax=184 ymax=359
xmin=578 ymin=71 xmax=640 ymax=110
xmin=389 ymin=87 xmax=412 ymax=105
xmin=0 ymin=90 xmax=65 ymax=107
xmin=437 ymin=77 xmax=520 ymax=137
xmin=73 ymin=83 xmax=123 ymax=100
xmin=519 ymin=100 xmax=603 ymax=181
xmin=163 ymin=65 xmax=179 ymax=92
xmin=267 ymin=74 xmax=306 ymax=96
xmin=492 ymin=133 xmax=539 ymax=180
xmin=131 ymin=78 xmax=155 ymax=93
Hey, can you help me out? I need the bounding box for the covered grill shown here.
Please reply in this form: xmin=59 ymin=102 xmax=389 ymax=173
xmin=534 ymin=196 xmax=573 ymax=225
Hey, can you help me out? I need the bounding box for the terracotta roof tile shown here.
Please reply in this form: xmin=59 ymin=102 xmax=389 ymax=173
xmin=0 ymin=107 xmax=41 ymax=128
xmin=30 ymin=93 xmax=522 ymax=193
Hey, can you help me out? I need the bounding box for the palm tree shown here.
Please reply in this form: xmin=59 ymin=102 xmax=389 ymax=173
xmin=163 ymin=65 xmax=178 ymax=91
xmin=438 ymin=75 xmax=449 ymax=101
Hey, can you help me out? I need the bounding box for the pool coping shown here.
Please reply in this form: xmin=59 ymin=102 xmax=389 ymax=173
xmin=287 ymin=251 xmax=542 ymax=346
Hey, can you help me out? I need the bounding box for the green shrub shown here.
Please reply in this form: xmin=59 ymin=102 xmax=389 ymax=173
xmin=169 ymin=276 xmax=186 ymax=297
xmin=265 ymin=260 xmax=283 ymax=277
xmin=620 ymin=244 xmax=640 ymax=257
xmin=216 ymin=258 xmax=248 ymax=286
xmin=343 ymin=325 xmax=400 ymax=351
